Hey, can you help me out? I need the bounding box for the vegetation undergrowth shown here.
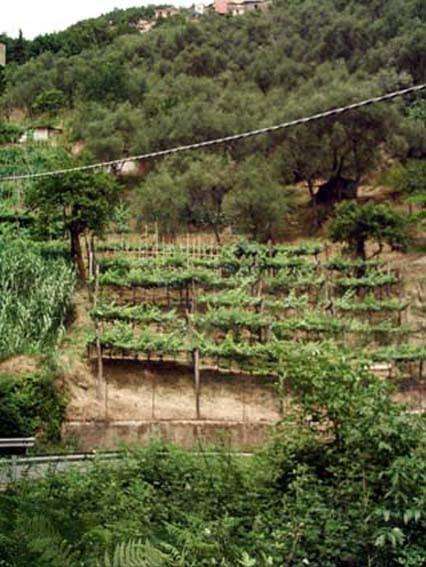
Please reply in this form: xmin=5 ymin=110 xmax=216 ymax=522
xmin=0 ymin=346 xmax=424 ymax=566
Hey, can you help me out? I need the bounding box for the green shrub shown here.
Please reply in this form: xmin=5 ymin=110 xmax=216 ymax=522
xmin=0 ymin=122 xmax=23 ymax=144
xmin=0 ymin=362 xmax=66 ymax=441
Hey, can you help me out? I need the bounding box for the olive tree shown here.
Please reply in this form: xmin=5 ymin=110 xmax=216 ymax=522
xmin=138 ymin=154 xmax=234 ymax=242
xmin=328 ymin=201 xmax=410 ymax=259
xmin=27 ymin=170 xmax=120 ymax=280
xmin=275 ymin=71 xmax=407 ymax=208
xmin=224 ymin=156 xmax=293 ymax=242
xmin=138 ymin=168 xmax=187 ymax=238
xmin=179 ymin=154 xmax=234 ymax=244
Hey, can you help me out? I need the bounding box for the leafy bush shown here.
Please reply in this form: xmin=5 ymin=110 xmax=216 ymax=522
xmin=386 ymin=160 xmax=426 ymax=209
xmin=0 ymin=362 xmax=66 ymax=441
xmin=0 ymin=122 xmax=23 ymax=144
xmin=31 ymin=89 xmax=66 ymax=115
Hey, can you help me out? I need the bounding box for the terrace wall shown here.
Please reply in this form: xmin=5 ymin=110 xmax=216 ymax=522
xmin=64 ymin=360 xmax=283 ymax=450
xmin=63 ymin=358 xmax=424 ymax=450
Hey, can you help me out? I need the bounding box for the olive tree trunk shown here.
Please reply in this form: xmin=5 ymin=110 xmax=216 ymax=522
xmin=70 ymin=228 xmax=86 ymax=282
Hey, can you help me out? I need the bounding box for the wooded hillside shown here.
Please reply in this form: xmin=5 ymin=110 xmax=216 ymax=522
xmin=1 ymin=0 xmax=424 ymax=240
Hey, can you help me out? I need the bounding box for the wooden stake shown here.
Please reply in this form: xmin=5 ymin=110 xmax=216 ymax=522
xmin=155 ymin=222 xmax=159 ymax=256
xmin=87 ymin=240 xmax=94 ymax=305
xmin=186 ymin=281 xmax=201 ymax=420
xmin=194 ymin=348 xmax=201 ymax=420
xmin=93 ymin=265 xmax=105 ymax=407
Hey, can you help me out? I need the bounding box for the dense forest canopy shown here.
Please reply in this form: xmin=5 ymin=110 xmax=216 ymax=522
xmin=0 ymin=0 xmax=424 ymax=240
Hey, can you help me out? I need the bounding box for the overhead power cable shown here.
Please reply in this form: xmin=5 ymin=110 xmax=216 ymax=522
xmin=1 ymin=83 xmax=424 ymax=182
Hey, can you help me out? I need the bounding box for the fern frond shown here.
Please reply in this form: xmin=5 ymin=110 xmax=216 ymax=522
xmin=22 ymin=516 xmax=77 ymax=566
xmin=101 ymin=539 xmax=170 ymax=567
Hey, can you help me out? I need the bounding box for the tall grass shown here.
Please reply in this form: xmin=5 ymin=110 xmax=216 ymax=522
xmin=0 ymin=238 xmax=75 ymax=359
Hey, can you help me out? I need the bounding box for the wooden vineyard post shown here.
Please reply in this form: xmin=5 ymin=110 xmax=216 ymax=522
xmin=322 ymin=263 xmax=335 ymax=316
xmin=398 ymin=273 xmax=405 ymax=326
xmin=194 ymin=348 xmax=201 ymax=420
xmin=84 ymin=234 xmax=91 ymax=283
xmin=87 ymin=238 xmax=94 ymax=305
xmin=155 ymin=222 xmax=159 ymax=257
xmin=188 ymin=282 xmax=201 ymax=420
xmin=93 ymin=264 xmax=106 ymax=413
xmin=185 ymin=283 xmax=190 ymax=311
xmin=257 ymin=278 xmax=264 ymax=342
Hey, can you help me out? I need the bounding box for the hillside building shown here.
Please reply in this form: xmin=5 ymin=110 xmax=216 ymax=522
xmin=19 ymin=125 xmax=62 ymax=144
xmin=213 ymin=0 xmax=269 ymax=15
xmin=193 ymin=4 xmax=206 ymax=15
xmin=0 ymin=43 xmax=6 ymax=67
xmin=155 ymin=7 xmax=179 ymax=19
xmin=134 ymin=19 xmax=155 ymax=33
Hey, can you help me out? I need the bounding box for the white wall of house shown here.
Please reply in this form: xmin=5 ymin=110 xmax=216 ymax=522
xmin=19 ymin=128 xmax=61 ymax=144
xmin=194 ymin=4 xmax=205 ymax=14
xmin=0 ymin=43 xmax=6 ymax=67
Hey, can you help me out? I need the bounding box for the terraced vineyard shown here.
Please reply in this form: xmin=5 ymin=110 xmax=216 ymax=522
xmin=87 ymin=241 xmax=425 ymax=384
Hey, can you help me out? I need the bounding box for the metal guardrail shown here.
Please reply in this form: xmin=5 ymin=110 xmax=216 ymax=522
xmin=0 ymin=437 xmax=36 ymax=449
xmin=0 ymin=450 xmax=253 ymax=485
xmin=0 ymin=452 xmax=120 ymax=485
xmin=4 ymin=451 xmax=120 ymax=465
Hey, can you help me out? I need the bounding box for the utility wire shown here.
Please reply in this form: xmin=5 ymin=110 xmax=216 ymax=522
xmin=1 ymin=83 xmax=424 ymax=182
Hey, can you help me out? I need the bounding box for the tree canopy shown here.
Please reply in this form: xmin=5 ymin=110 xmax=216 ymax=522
xmin=26 ymin=170 xmax=120 ymax=280
xmin=328 ymin=201 xmax=410 ymax=259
